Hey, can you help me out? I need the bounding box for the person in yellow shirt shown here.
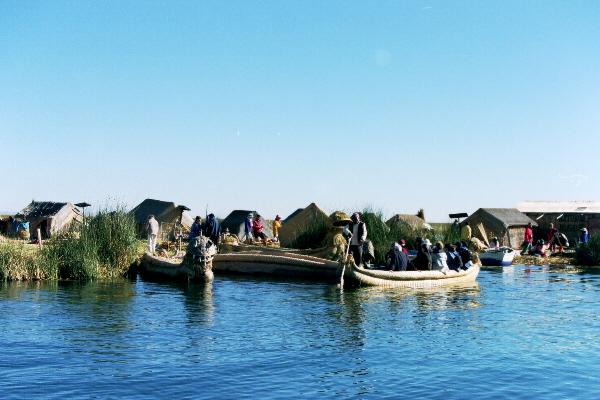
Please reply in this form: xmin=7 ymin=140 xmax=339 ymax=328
xmin=272 ymin=215 xmax=282 ymax=241
xmin=460 ymin=222 xmax=472 ymax=241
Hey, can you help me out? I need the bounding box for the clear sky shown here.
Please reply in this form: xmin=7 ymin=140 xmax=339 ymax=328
xmin=1 ymin=1 xmax=599 ymax=221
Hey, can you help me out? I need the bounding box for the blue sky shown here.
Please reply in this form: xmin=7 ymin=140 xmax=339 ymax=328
xmin=1 ymin=1 xmax=599 ymax=221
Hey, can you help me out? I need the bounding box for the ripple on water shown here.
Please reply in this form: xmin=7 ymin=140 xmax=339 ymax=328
xmin=2 ymin=270 xmax=600 ymax=399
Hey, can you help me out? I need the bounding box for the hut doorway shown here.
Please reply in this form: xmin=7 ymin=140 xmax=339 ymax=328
xmin=40 ymin=220 xmax=49 ymax=239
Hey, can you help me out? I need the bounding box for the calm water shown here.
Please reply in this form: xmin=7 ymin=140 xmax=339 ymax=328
xmin=2 ymin=266 xmax=600 ymax=399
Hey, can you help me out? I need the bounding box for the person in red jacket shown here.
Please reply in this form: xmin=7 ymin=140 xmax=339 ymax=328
xmin=252 ymin=214 xmax=267 ymax=244
xmin=521 ymin=222 xmax=534 ymax=255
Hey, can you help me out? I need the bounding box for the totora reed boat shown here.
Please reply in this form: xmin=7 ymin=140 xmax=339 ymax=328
xmin=342 ymin=259 xmax=481 ymax=288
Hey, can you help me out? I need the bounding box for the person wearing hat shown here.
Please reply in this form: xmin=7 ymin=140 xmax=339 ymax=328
xmin=579 ymin=228 xmax=590 ymax=245
xmin=272 ymin=215 xmax=282 ymax=242
xmin=344 ymin=212 xmax=367 ymax=266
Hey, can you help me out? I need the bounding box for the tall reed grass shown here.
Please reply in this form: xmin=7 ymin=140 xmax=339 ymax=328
xmin=0 ymin=207 xmax=139 ymax=281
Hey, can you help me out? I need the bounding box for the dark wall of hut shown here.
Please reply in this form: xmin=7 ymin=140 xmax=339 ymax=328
xmin=524 ymin=213 xmax=600 ymax=244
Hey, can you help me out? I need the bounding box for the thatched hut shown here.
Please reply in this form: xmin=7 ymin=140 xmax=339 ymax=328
xmin=518 ymin=201 xmax=600 ymax=244
xmin=17 ymin=201 xmax=83 ymax=239
xmin=464 ymin=208 xmax=537 ymax=248
xmin=130 ymin=199 xmax=193 ymax=238
xmin=221 ymin=210 xmax=273 ymax=239
xmin=386 ymin=214 xmax=430 ymax=231
xmin=278 ymin=203 xmax=329 ymax=248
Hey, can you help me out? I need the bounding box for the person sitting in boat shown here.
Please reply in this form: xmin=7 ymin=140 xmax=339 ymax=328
xmin=489 ymin=237 xmax=500 ymax=250
xmin=399 ymin=239 xmax=409 ymax=255
xmin=431 ymin=242 xmax=449 ymax=272
xmin=445 ymin=244 xmax=463 ymax=272
xmin=456 ymin=241 xmax=472 ymax=266
xmin=344 ymin=212 xmax=367 ymax=266
xmin=413 ymin=243 xmax=432 ymax=270
xmin=252 ymin=214 xmax=268 ymax=244
xmin=202 ymin=213 xmax=221 ymax=246
xmin=272 ymin=215 xmax=282 ymax=242
xmin=579 ymin=228 xmax=590 ymax=245
xmin=190 ymin=216 xmax=202 ymax=239
xmin=387 ymin=240 xmax=410 ymax=271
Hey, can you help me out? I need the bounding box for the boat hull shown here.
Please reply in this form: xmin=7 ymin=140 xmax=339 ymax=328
xmin=480 ymin=248 xmax=516 ymax=267
xmin=139 ymin=253 xmax=213 ymax=282
xmin=213 ymin=253 xmax=341 ymax=282
xmin=344 ymin=262 xmax=480 ymax=288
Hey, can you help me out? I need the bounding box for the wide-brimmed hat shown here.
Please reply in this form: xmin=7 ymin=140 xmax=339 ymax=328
xmin=329 ymin=211 xmax=352 ymax=227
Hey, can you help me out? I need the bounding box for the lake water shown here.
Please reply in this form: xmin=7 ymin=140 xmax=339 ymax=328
xmin=2 ymin=266 xmax=600 ymax=399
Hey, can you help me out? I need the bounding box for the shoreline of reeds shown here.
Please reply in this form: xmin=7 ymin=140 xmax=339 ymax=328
xmin=0 ymin=207 xmax=143 ymax=282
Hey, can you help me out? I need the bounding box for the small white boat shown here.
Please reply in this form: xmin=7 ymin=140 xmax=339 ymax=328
xmin=479 ymin=247 xmax=516 ymax=267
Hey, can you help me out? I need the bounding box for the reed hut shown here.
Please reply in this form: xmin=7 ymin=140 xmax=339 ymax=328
xmin=17 ymin=201 xmax=83 ymax=239
xmin=386 ymin=214 xmax=430 ymax=231
xmin=130 ymin=199 xmax=193 ymax=238
xmin=464 ymin=208 xmax=537 ymax=248
xmin=278 ymin=203 xmax=329 ymax=248
xmin=221 ymin=210 xmax=274 ymax=239
xmin=518 ymin=201 xmax=600 ymax=244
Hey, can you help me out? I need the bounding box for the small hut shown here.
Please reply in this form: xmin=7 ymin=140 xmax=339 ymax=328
xmin=130 ymin=199 xmax=193 ymax=238
xmin=18 ymin=201 xmax=83 ymax=239
xmin=278 ymin=203 xmax=329 ymax=248
xmin=221 ymin=210 xmax=273 ymax=239
xmin=386 ymin=214 xmax=430 ymax=231
xmin=464 ymin=208 xmax=537 ymax=248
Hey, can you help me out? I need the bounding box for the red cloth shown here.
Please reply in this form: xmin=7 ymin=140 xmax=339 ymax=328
xmin=547 ymin=228 xmax=557 ymax=243
xmin=524 ymin=227 xmax=533 ymax=243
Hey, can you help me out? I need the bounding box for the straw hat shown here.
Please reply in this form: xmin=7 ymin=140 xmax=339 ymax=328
xmin=329 ymin=211 xmax=352 ymax=227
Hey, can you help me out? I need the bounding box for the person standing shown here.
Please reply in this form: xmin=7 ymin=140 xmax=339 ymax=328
xmin=579 ymin=228 xmax=590 ymax=245
xmin=190 ymin=216 xmax=202 ymax=239
xmin=521 ymin=222 xmax=534 ymax=255
xmin=146 ymin=215 xmax=159 ymax=254
xmin=460 ymin=222 xmax=472 ymax=242
xmin=547 ymin=223 xmax=559 ymax=253
xmin=243 ymin=213 xmax=253 ymax=243
xmin=202 ymin=213 xmax=221 ymax=245
xmin=272 ymin=215 xmax=282 ymax=242
xmin=344 ymin=212 xmax=367 ymax=266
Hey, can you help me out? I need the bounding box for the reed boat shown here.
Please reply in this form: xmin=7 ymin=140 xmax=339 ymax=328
xmin=479 ymin=247 xmax=515 ymax=267
xmin=139 ymin=236 xmax=217 ymax=282
xmin=342 ymin=260 xmax=481 ymax=288
xmin=213 ymin=251 xmax=341 ymax=282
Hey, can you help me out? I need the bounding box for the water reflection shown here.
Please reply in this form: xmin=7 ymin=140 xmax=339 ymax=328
xmin=181 ymin=282 xmax=214 ymax=326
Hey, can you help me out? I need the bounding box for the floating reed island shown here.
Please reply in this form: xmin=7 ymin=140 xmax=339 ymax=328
xmin=1 ymin=200 xmax=599 ymax=283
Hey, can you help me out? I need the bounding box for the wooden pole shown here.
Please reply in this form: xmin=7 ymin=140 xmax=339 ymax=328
xmin=37 ymin=228 xmax=42 ymax=249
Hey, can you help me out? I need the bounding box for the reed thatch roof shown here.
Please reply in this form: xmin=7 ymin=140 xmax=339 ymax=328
xmin=19 ymin=201 xmax=79 ymax=219
xmin=279 ymin=203 xmax=328 ymax=247
xmin=471 ymin=208 xmax=538 ymax=228
xmin=386 ymin=214 xmax=427 ymax=230
xmin=130 ymin=199 xmax=193 ymax=228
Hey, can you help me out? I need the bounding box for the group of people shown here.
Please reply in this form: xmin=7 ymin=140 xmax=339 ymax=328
xmin=387 ymin=238 xmax=473 ymax=273
xmin=242 ymin=213 xmax=282 ymax=244
xmin=520 ymin=222 xmax=591 ymax=257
